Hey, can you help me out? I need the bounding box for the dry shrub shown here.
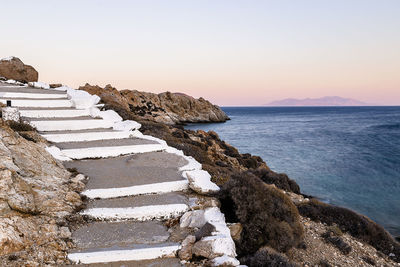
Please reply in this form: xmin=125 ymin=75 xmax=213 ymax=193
xmin=242 ymin=247 xmax=298 ymax=267
xmin=321 ymin=231 xmax=352 ymax=255
xmin=298 ymin=199 xmax=400 ymax=262
xmin=219 ymin=171 xmax=304 ymax=255
xmin=250 ymin=168 xmax=300 ymax=194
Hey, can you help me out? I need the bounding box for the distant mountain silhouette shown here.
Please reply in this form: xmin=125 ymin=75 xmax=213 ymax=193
xmin=266 ymin=96 xmax=370 ymax=106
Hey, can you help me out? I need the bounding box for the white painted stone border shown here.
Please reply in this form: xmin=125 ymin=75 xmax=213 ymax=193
xmin=61 ymin=144 xmax=165 ymax=160
xmin=0 ymin=92 xmax=67 ymax=99
xmin=20 ymin=109 xmax=91 ymax=119
xmin=81 ymin=204 xmax=189 ymax=221
xmin=30 ymin=119 xmax=115 ymax=132
xmin=82 ymin=180 xmax=189 ymax=199
xmin=67 ymin=245 xmax=180 ymax=264
xmin=0 ymin=99 xmax=73 ymax=108
xmin=42 ymin=130 xmax=142 ymax=143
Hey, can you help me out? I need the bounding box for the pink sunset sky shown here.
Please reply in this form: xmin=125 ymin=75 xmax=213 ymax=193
xmin=1 ymin=0 xmax=399 ymax=106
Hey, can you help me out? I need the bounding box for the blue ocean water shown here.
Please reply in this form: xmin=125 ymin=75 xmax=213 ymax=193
xmin=186 ymin=106 xmax=400 ymax=236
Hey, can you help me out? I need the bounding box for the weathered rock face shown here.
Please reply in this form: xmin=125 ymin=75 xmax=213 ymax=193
xmin=78 ymin=83 xmax=229 ymax=124
xmin=0 ymin=57 xmax=38 ymax=83
xmin=0 ymin=121 xmax=83 ymax=265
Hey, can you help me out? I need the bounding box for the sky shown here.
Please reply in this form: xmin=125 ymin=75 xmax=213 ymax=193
xmin=1 ymin=0 xmax=399 ymax=106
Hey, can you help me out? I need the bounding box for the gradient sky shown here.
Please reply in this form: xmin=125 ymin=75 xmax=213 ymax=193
xmin=1 ymin=0 xmax=399 ymax=106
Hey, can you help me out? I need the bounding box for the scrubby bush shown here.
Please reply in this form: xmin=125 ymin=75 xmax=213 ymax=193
xmin=242 ymin=247 xmax=298 ymax=267
xmin=7 ymin=120 xmax=36 ymax=132
xmin=298 ymin=199 xmax=400 ymax=262
xmin=250 ymin=167 xmax=300 ymax=194
xmin=219 ymin=171 xmax=304 ymax=255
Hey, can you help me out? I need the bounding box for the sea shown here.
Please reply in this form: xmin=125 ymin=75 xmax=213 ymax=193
xmin=185 ymin=106 xmax=400 ymax=237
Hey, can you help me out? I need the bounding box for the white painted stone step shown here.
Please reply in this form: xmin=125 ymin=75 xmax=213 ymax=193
xmin=81 ymin=203 xmax=189 ymax=221
xmin=42 ymin=130 xmax=141 ymax=143
xmin=20 ymin=108 xmax=91 ymax=118
xmin=68 ymin=244 xmax=180 ymax=264
xmin=82 ymin=180 xmax=189 ymax=199
xmin=61 ymin=144 xmax=165 ymax=159
xmin=0 ymin=98 xmax=72 ymax=108
xmin=0 ymin=92 xmax=67 ymax=99
xmin=30 ymin=119 xmax=114 ymax=132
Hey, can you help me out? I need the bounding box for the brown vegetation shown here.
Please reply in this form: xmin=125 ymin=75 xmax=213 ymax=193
xmin=242 ymin=247 xmax=298 ymax=267
xmin=219 ymin=171 xmax=304 ymax=255
xmin=297 ymin=199 xmax=400 ymax=262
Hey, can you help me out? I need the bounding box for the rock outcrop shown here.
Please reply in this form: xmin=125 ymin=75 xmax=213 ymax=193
xmin=0 ymin=57 xmax=38 ymax=83
xmin=78 ymin=83 xmax=229 ymax=124
xmin=0 ymin=120 xmax=83 ymax=266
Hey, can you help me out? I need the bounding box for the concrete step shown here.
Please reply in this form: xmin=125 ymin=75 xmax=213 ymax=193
xmin=0 ymin=92 xmax=67 ymax=99
xmin=68 ymin=243 xmax=181 ymax=265
xmin=64 ymin=152 xmax=188 ymax=198
xmin=20 ymin=108 xmax=91 ymax=118
xmin=55 ymin=138 xmax=163 ymax=159
xmin=0 ymin=97 xmax=68 ymax=100
xmin=29 ymin=119 xmax=113 ymax=132
xmin=26 ymin=116 xmax=99 ymax=121
xmin=82 ymin=192 xmax=189 ymax=220
xmin=40 ymin=128 xmax=115 ymax=134
xmin=72 ymin=221 xmax=170 ymax=250
xmin=86 ymin=192 xmax=188 ymax=210
xmin=73 ymin=257 xmax=182 ymax=267
xmin=42 ymin=130 xmax=139 ymax=143
xmin=60 ymin=145 xmax=165 ymax=160
xmin=82 ymin=203 xmax=189 ymax=221
xmin=0 ymin=98 xmax=72 ymax=108
xmin=0 ymin=86 xmax=65 ymax=94
xmin=56 ymin=138 xmax=159 ymax=150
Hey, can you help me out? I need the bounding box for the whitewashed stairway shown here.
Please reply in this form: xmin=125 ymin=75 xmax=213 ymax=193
xmin=0 ymin=81 xmax=234 ymax=266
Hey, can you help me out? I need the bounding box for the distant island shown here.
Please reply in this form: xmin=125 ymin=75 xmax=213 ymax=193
xmin=266 ymin=96 xmax=370 ymax=106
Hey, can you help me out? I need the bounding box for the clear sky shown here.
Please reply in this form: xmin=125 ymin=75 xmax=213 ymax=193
xmin=1 ymin=0 xmax=399 ymax=106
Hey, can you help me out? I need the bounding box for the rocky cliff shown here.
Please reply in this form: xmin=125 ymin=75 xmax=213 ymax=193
xmin=0 ymin=120 xmax=84 ymax=266
xmin=0 ymin=57 xmax=38 ymax=83
xmin=79 ymin=83 xmax=229 ymax=125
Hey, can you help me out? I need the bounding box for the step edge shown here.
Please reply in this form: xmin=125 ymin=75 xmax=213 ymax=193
xmin=82 ymin=180 xmax=189 ymax=199
xmin=67 ymin=244 xmax=180 ymax=264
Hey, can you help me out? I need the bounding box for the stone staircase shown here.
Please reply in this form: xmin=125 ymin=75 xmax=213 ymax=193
xmin=0 ymin=81 xmax=238 ymax=266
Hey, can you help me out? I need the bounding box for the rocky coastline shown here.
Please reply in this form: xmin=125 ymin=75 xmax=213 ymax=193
xmin=0 ymin=58 xmax=399 ymax=266
xmin=79 ymin=83 xmax=230 ymax=125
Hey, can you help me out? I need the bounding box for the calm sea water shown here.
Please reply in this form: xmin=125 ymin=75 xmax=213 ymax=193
xmin=186 ymin=106 xmax=400 ymax=236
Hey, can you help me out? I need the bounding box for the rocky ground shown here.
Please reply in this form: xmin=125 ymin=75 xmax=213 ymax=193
xmin=0 ymin=120 xmax=84 ymax=266
xmin=289 ymin=216 xmax=399 ymax=266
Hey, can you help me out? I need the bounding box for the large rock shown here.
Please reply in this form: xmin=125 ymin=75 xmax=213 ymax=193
xmin=0 ymin=121 xmax=83 ymax=265
xmin=0 ymin=57 xmax=38 ymax=83
xmin=78 ymin=83 xmax=229 ymax=125
xmin=192 ymin=235 xmax=236 ymax=259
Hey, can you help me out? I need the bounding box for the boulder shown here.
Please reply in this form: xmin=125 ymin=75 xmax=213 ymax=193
xmin=178 ymin=235 xmax=196 ymax=261
xmin=180 ymin=210 xmax=207 ymax=228
xmin=192 ymin=235 xmax=236 ymax=259
xmin=0 ymin=57 xmax=38 ymax=83
xmin=184 ymin=170 xmax=220 ymax=194
xmin=228 ymin=223 xmax=243 ymax=242
xmin=209 ymin=255 xmax=240 ymax=266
